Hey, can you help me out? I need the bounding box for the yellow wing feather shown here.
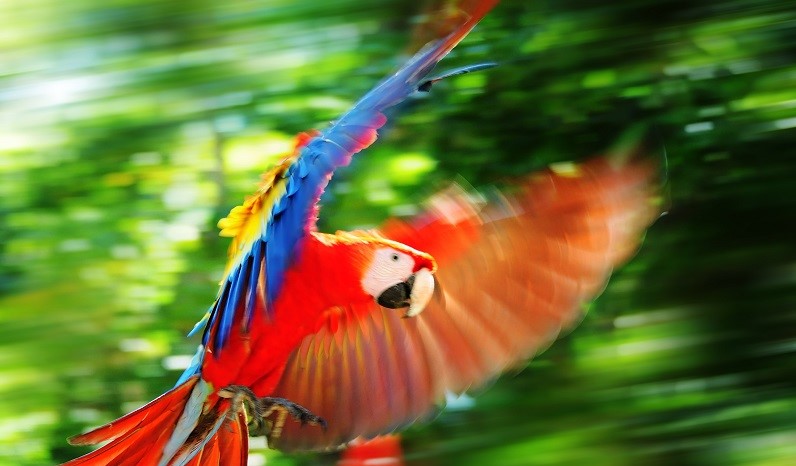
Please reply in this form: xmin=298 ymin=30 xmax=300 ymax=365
xmin=216 ymin=136 xmax=308 ymax=277
xmin=217 ymin=163 xmax=288 ymax=276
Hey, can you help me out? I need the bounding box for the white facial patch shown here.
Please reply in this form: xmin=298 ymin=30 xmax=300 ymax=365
xmin=361 ymin=248 xmax=415 ymax=298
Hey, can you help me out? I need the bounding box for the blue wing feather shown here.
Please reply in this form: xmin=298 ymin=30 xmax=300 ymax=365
xmin=244 ymin=241 xmax=263 ymax=324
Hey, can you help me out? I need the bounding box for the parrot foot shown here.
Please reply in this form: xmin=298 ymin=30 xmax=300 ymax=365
xmin=218 ymin=385 xmax=326 ymax=444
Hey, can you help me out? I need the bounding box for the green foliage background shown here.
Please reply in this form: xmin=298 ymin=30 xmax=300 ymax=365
xmin=1 ymin=0 xmax=794 ymax=465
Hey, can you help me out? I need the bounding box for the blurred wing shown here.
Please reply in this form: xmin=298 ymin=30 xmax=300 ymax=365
xmin=271 ymin=153 xmax=661 ymax=450
xmin=189 ymin=0 xmax=499 ymax=357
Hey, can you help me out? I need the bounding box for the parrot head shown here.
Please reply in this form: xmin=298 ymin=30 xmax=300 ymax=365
xmin=359 ymin=241 xmax=437 ymax=318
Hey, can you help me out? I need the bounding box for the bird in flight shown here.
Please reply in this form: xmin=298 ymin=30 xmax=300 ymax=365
xmin=64 ymin=1 xmax=660 ymax=464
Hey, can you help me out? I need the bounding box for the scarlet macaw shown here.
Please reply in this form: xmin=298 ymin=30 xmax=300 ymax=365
xmin=64 ymin=0 xmax=661 ymax=464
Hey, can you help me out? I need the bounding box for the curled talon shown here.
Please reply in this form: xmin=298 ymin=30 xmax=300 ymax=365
xmin=260 ymin=397 xmax=327 ymax=428
xmin=217 ymin=386 xmax=326 ymax=444
xmin=258 ymin=396 xmax=327 ymax=442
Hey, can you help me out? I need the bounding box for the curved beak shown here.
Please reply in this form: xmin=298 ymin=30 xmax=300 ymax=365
xmin=376 ymin=268 xmax=435 ymax=318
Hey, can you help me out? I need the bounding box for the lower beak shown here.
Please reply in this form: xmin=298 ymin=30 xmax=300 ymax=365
xmin=377 ymin=280 xmax=412 ymax=309
xmin=376 ymin=268 xmax=435 ymax=318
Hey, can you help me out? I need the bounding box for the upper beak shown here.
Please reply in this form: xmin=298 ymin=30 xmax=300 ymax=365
xmin=376 ymin=268 xmax=435 ymax=318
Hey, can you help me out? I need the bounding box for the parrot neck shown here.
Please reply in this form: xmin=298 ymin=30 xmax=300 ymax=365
xmin=288 ymin=232 xmax=374 ymax=310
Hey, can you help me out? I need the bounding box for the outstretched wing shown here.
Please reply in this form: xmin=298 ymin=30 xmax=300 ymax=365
xmin=190 ymin=0 xmax=500 ymax=355
xmin=270 ymin=151 xmax=662 ymax=450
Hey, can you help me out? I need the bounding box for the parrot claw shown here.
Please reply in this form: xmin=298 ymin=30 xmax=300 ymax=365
xmin=260 ymin=396 xmax=327 ymax=430
xmin=218 ymin=385 xmax=326 ymax=445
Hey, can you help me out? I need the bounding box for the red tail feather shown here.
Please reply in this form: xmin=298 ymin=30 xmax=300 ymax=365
xmin=68 ymin=377 xmax=199 ymax=448
xmin=63 ymin=377 xmax=247 ymax=466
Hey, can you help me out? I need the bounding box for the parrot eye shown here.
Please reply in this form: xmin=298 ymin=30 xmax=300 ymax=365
xmin=361 ymin=248 xmax=415 ymax=299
